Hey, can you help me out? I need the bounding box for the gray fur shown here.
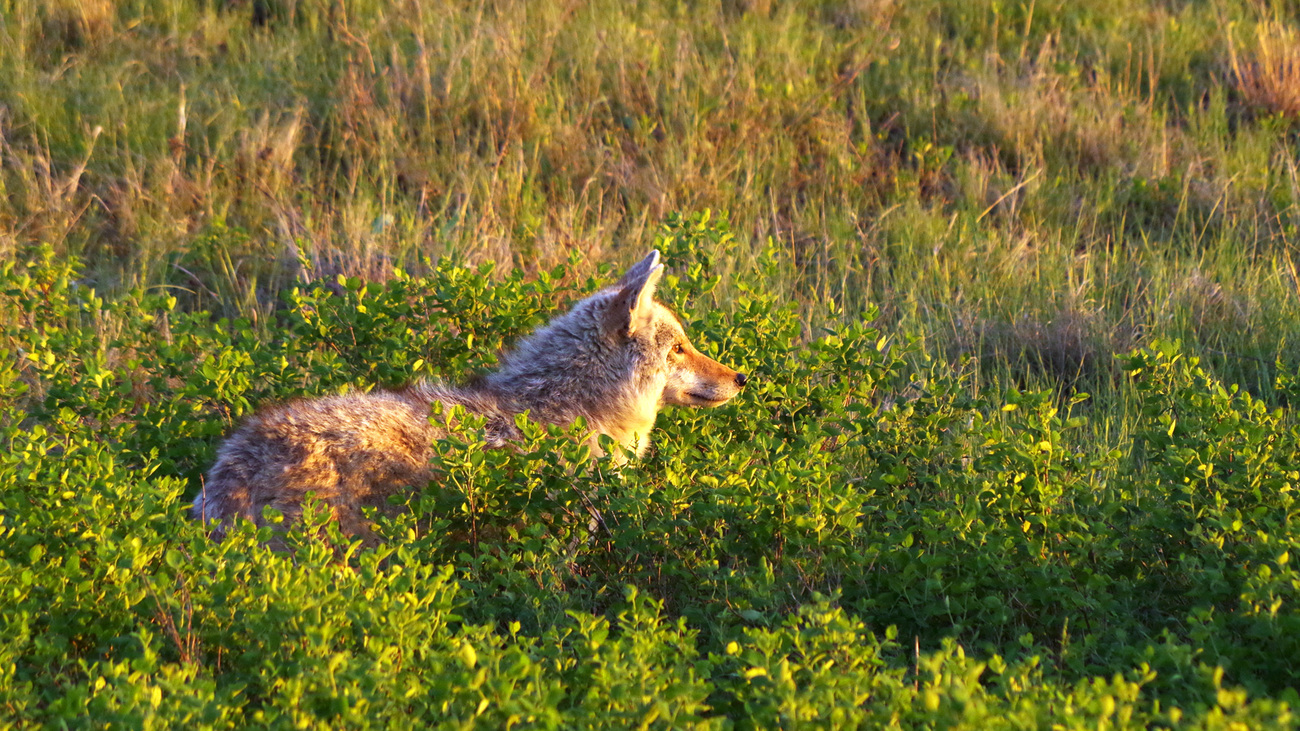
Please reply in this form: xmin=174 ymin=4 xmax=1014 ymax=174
xmin=193 ymin=251 xmax=745 ymax=539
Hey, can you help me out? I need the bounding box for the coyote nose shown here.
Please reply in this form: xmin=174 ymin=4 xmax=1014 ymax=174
xmin=735 ymin=372 xmax=748 ymax=387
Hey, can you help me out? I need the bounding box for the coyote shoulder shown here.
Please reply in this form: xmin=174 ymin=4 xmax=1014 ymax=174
xmin=193 ymin=251 xmax=746 ymax=537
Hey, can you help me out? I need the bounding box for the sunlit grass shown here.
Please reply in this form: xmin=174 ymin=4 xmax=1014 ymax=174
xmin=1 ymin=0 xmax=1299 ymax=397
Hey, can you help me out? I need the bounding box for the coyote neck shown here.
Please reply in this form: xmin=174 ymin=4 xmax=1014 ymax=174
xmin=425 ymin=291 xmax=659 ymax=458
xmin=471 ymin=360 xmax=659 ymax=459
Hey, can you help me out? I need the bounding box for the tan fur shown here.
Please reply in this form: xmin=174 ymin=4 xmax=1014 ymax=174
xmin=193 ymin=251 xmax=746 ymax=539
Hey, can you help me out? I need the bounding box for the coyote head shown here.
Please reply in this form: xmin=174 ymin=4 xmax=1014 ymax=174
xmin=488 ymin=250 xmax=746 ymax=457
xmin=603 ymin=250 xmax=747 ymax=409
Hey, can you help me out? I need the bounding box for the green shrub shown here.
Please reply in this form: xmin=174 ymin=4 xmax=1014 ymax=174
xmin=0 ymin=217 xmax=1296 ymax=727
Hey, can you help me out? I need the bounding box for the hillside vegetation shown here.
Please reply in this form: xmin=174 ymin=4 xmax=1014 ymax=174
xmin=3 ymin=0 xmax=1300 ymax=727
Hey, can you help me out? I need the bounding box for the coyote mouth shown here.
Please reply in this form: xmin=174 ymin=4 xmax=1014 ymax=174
xmin=687 ymin=392 xmax=730 ymax=407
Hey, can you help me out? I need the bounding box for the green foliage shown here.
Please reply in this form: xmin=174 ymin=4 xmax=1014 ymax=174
xmin=2 ymin=218 xmax=1298 ymax=726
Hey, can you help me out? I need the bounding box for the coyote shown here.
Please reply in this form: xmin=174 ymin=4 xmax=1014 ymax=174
xmin=192 ymin=251 xmax=746 ymax=538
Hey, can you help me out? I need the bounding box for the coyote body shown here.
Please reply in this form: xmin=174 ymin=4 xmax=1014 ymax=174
xmin=193 ymin=251 xmax=745 ymax=537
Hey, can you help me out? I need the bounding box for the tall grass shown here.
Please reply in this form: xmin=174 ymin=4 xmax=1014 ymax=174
xmin=2 ymin=0 xmax=1300 ymax=396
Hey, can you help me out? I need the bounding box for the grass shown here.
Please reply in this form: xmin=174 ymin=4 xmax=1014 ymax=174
xmin=1 ymin=3 xmax=1299 ymax=440
xmin=3 ymin=0 xmax=1299 ymax=403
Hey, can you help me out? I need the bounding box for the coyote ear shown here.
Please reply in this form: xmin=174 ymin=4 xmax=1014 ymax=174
xmin=605 ymin=250 xmax=664 ymax=338
xmin=616 ymin=250 xmax=662 ymax=289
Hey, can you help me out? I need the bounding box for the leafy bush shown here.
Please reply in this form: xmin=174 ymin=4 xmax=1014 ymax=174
xmin=1 ymin=216 xmax=1296 ymax=727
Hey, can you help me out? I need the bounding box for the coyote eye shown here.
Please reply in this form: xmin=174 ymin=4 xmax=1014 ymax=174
xmin=672 ymin=343 xmax=685 ymax=355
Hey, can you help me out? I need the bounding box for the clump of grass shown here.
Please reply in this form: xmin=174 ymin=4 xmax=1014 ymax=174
xmin=40 ymin=0 xmax=114 ymax=50
xmin=1172 ymin=268 xmax=1249 ymax=337
xmin=959 ymin=42 xmax=1174 ymax=179
xmin=967 ymin=305 xmax=1120 ymax=392
xmin=0 ymin=117 xmax=103 ymax=260
xmin=1229 ymin=20 xmax=1300 ymax=120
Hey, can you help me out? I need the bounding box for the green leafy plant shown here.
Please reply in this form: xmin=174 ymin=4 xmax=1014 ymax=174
xmin=1 ymin=217 xmax=1297 ymax=727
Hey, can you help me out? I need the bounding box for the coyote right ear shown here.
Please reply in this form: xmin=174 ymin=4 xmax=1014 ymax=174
xmin=605 ymin=250 xmax=664 ymax=338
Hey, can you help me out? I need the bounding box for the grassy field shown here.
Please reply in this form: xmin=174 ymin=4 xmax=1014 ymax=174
xmin=4 ymin=0 xmax=1300 ymax=727
xmin=4 ymin=0 xmax=1300 ymax=391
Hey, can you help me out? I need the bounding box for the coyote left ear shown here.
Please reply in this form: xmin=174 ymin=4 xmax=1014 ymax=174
xmin=605 ymin=250 xmax=664 ymax=338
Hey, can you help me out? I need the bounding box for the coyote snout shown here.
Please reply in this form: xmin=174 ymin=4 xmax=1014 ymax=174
xmin=663 ymin=340 xmax=747 ymax=408
xmin=193 ymin=250 xmax=745 ymax=538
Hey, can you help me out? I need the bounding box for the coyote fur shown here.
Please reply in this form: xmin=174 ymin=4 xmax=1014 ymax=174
xmin=192 ymin=251 xmax=746 ymax=538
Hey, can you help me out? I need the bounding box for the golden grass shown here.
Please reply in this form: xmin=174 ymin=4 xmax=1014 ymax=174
xmin=41 ymin=0 xmax=114 ymax=49
xmin=1 ymin=0 xmax=1299 ymax=393
xmin=1230 ymin=20 xmax=1300 ymax=120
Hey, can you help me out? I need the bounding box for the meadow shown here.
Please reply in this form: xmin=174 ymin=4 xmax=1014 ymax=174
xmin=3 ymin=0 xmax=1300 ymax=726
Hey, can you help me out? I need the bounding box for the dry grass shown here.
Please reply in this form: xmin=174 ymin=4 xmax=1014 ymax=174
xmin=960 ymin=42 xmax=1175 ymax=179
xmin=0 ymin=116 xmax=103 ymax=260
xmin=1 ymin=0 xmax=1299 ymax=395
xmin=40 ymin=0 xmax=114 ymax=50
xmin=1173 ymin=269 xmax=1249 ymax=336
xmin=969 ymin=306 xmax=1115 ymax=389
xmin=1230 ymin=20 xmax=1300 ymax=120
